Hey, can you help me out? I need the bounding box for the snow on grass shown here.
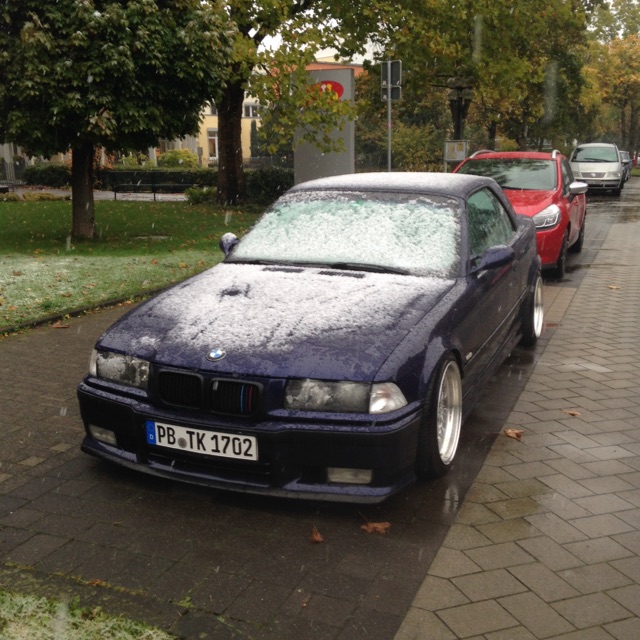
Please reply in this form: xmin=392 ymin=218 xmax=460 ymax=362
xmin=0 ymin=590 xmax=174 ymax=639
xmin=0 ymin=251 xmax=220 ymax=331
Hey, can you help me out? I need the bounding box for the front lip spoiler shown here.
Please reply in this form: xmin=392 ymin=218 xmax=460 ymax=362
xmin=81 ymin=437 xmax=414 ymax=505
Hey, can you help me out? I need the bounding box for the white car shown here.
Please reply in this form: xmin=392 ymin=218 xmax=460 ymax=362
xmin=570 ymin=142 xmax=624 ymax=196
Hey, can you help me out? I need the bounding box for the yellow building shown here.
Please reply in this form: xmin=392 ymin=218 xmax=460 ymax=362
xmin=196 ymin=100 xmax=259 ymax=166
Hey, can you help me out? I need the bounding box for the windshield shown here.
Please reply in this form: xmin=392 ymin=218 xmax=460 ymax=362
xmin=229 ymin=190 xmax=462 ymax=277
xmin=457 ymin=158 xmax=557 ymax=191
xmin=572 ymin=146 xmax=619 ymax=163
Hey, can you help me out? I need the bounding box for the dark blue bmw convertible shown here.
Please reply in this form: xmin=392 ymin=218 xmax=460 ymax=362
xmin=78 ymin=172 xmax=543 ymax=503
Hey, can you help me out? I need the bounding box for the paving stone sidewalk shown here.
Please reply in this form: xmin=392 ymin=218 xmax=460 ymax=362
xmin=395 ymin=217 xmax=640 ymax=638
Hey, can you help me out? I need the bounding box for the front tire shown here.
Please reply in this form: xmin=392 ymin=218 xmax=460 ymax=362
xmin=520 ymin=271 xmax=544 ymax=347
xmin=416 ymin=355 xmax=463 ymax=478
xmin=569 ymin=218 xmax=585 ymax=254
xmin=554 ymin=231 xmax=568 ymax=278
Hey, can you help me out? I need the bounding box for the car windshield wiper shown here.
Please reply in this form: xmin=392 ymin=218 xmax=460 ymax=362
xmin=327 ymin=262 xmax=410 ymax=275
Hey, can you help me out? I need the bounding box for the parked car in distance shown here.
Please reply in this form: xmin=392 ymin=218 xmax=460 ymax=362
xmin=454 ymin=150 xmax=587 ymax=278
xmin=619 ymin=150 xmax=632 ymax=182
xmin=569 ymin=142 xmax=625 ymax=196
xmin=77 ymin=172 xmax=543 ymax=504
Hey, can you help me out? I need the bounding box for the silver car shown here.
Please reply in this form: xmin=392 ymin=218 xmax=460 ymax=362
xmin=570 ymin=142 xmax=624 ymax=196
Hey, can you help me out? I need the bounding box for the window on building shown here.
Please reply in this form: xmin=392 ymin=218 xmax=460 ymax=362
xmin=243 ymin=104 xmax=260 ymax=118
xmin=210 ymin=103 xmax=218 ymax=116
xmin=208 ymin=129 xmax=219 ymax=161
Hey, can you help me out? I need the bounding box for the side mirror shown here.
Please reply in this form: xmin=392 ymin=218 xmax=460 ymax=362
xmin=219 ymin=232 xmax=239 ymax=256
xmin=472 ymin=245 xmax=515 ymax=273
xmin=570 ymin=181 xmax=588 ymax=196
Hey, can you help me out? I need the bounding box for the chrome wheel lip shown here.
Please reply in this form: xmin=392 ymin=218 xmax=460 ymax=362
xmin=533 ymin=276 xmax=544 ymax=338
xmin=436 ymin=360 xmax=463 ymax=465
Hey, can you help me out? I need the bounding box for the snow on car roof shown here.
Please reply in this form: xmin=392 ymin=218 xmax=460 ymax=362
xmin=290 ymin=172 xmax=495 ymax=198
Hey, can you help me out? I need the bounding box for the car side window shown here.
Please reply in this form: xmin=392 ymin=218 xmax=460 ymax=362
xmin=467 ymin=188 xmax=515 ymax=258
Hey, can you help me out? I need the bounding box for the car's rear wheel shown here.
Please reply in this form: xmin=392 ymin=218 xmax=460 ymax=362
xmin=554 ymin=231 xmax=568 ymax=278
xmin=416 ymin=355 xmax=463 ymax=478
xmin=569 ymin=218 xmax=585 ymax=254
xmin=520 ymin=271 xmax=544 ymax=347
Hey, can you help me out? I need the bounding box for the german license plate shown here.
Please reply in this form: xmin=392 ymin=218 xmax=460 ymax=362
xmin=145 ymin=420 xmax=258 ymax=461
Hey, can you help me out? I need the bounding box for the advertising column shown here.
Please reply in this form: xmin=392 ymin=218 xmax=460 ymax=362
xmin=294 ymin=68 xmax=355 ymax=184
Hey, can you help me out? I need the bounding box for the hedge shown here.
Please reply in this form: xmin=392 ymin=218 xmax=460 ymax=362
xmin=21 ymin=164 xmax=294 ymax=204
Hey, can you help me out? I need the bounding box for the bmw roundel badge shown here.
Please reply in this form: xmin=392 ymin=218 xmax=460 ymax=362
xmin=206 ymin=348 xmax=226 ymax=362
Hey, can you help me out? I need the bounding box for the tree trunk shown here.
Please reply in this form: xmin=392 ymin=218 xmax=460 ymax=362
xmin=486 ymin=121 xmax=498 ymax=149
xmin=71 ymin=141 xmax=96 ymax=239
xmin=217 ymin=80 xmax=246 ymax=204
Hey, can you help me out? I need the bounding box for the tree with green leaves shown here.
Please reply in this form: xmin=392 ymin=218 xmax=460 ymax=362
xmin=381 ymin=0 xmax=591 ymax=152
xmin=211 ymin=0 xmax=401 ymax=204
xmin=0 ymin=0 xmax=231 ymax=239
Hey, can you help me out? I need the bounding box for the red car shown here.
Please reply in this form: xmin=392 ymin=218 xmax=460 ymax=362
xmin=454 ymin=150 xmax=587 ymax=277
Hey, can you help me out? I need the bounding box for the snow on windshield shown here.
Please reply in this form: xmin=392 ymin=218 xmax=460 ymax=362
xmin=232 ymin=190 xmax=461 ymax=277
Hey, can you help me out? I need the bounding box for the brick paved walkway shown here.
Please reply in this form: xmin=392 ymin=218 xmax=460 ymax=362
xmin=396 ymin=207 xmax=640 ymax=638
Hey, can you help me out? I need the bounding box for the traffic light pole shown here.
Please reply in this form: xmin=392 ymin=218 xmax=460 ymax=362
xmin=387 ymin=62 xmax=392 ymax=172
xmin=381 ymin=60 xmax=401 ymax=172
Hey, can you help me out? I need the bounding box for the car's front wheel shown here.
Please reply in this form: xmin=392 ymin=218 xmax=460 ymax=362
xmin=569 ymin=218 xmax=585 ymax=254
xmin=520 ymin=271 xmax=544 ymax=347
xmin=554 ymin=231 xmax=568 ymax=278
xmin=416 ymin=355 xmax=463 ymax=478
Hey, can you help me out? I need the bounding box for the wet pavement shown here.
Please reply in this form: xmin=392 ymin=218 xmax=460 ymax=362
xmin=1 ymin=181 xmax=639 ymax=639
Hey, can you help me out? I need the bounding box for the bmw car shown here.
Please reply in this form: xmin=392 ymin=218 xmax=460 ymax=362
xmin=455 ymin=150 xmax=587 ymax=278
xmin=77 ymin=173 xmax=543 ymax=503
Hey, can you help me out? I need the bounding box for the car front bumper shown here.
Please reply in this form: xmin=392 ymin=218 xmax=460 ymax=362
xmin=535 ymin=227 xmax=565 ymax=268
xmin=77 ymin=381 xmax=421 ymax=504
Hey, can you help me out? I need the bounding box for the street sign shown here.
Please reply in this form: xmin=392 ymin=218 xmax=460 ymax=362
xmin=381 ymin=61 xmax=402 ymax=101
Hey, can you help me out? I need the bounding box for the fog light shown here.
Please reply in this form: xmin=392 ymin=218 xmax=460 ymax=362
xmin=327 ymin=467 xmax=373 ymax=485
xmin=89 ymin=425 xmax=117 ymax=446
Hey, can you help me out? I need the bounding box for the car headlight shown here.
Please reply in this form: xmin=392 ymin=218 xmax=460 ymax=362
xmin=90 ymin=349 xmax=149 ymax=390
xmin=284 ymin=379 xmax=407 ymax=414
xmin=606 ymin=171 xmax=621 ymax=179
xmin=532 ymin=204 xmax=561 ymax=229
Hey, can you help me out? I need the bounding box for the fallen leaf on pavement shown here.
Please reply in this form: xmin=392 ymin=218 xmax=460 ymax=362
xmin=51 ymin=320 xmax=70 ymax=328
xmin=504 ymin=428 xmax=524 ymax=440
xmin=562 ymin=409 xmax=581 ymax=417
xmin=310 ymin=525 xmax=324 ymax=543
xmin=360 ymin=521 xmax=391 ymax=535
xmin=608 ymin=285 xmax=621 ymax=290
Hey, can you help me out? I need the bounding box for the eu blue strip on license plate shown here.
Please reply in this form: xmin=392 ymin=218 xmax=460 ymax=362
xmin=145 ymin=420 xmax=258 ymax=461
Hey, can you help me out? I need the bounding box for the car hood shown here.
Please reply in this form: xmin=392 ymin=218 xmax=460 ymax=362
xmin=503 ymin=189 xmax=554 ymax=216
xmin=571 ymin=160 xmax=620 ymax=174
xmin=98 ymin=263 xmax=454 ymax=380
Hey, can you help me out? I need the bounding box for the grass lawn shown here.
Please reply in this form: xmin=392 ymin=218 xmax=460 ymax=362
xmin=0 ymin=199 xmax=261 ymax=333
xmin=0 ymin=590 xmax=174 ymax=639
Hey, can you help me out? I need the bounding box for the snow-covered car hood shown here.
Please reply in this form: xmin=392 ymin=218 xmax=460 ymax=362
xmin=98 ymin=263 xmax=454 ymax=380
xmin=503 ymin=189 xmax=554 ymax=216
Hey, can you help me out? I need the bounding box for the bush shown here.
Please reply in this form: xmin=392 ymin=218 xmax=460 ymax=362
xmin=246 ymin=167 xmax=294 ymax=205
xmin=22 ymin=163 xmax=71 ymax=188
xmin=21 ymin=191 xmax=70 ymax=201
xmin=0 ymin=192 xmax=20 ymax=202
xmin=185 ymin=186 xmax=218 ymax=204
xmin=157 ymin=149 xmax=200 ymax=168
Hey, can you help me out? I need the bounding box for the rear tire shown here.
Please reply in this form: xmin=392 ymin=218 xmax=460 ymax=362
xmin=416 ymin=355 xmax=463 ymax=478
xmin=520 ymin=272 xmax=544 ymax=347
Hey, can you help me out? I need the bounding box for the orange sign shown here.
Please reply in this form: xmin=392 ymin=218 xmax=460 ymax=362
xmin=311 ymin=81 xmax=345 ymax=99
